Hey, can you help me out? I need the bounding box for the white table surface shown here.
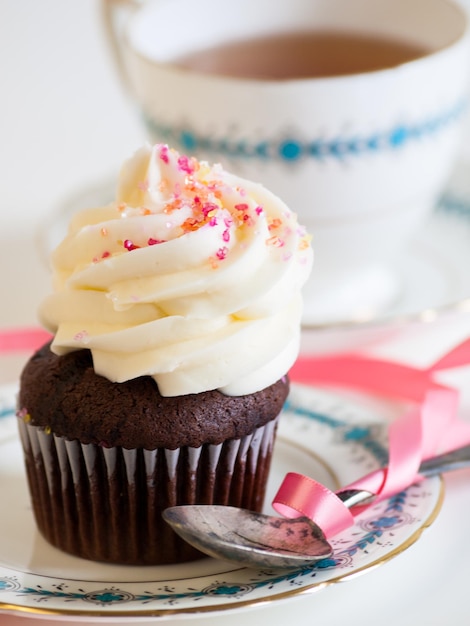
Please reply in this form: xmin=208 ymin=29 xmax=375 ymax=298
xmin=1 ymin=1 xmax=470 ymax=624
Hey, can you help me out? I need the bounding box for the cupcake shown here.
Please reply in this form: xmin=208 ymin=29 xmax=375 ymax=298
xmin=17 ymin=144 xmax=312 ymax=565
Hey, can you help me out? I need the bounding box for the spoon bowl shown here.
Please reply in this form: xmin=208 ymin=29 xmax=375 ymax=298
xmin=162 ymin=505 xmax=332 ymax=569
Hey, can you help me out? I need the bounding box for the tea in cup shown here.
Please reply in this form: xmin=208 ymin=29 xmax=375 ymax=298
xmin=103 ymin=0 xmax=470 ymax=324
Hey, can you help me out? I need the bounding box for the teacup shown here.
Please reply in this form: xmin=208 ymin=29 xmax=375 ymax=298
xmin=103 ymin=0 xmax=470 ymax=324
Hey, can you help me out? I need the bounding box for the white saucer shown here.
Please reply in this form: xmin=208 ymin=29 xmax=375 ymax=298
xmin=301 ymin=196 xmax=470 ymax=353
xmin=306 ymin=195 xmax=470 ymax=325
xmin=0 ymin=383 xmax=442 ymax=621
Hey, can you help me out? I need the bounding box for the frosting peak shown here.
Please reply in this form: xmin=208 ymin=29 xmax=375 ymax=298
xmin=40 ymin=144 xmax=313 ymax=396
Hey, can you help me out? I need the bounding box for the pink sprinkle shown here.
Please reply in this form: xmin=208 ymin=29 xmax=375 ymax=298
xmin=74 ymin=330 xmax=89 ymax=342
xmin=216 ymin=246 xmax=228 ymax=260
xmin=235 ymin=203 xmax=249 ymax=212
xmin=178 ymin=155 xmax=195 ymax=174
xmin=148 ymin=238 xmax=165 ymax=245
xmin=202 ymin=202 xmax=218 ymax=216
xmin=124 ymin=239 xmax=140 ymax=251
xmin=101 ymin=251 xmax=111 ymax=259
xmin=224 ymin=217 xmax=233 ymax=228
xmin=255 ymin=206 xmax=263 ymax=215
xmin=159 ymin=145 xmax=170 ymax=164
xmin=222 ymin=229 xmax=230 ymax=242
xmin=209 ymin=216 xmax=218 ymax=227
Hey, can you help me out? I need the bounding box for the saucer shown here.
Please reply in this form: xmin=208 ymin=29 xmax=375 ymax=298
xmin=0 ymin=383 xmax=442 ymax=621
xmin=301 ymin=190 xmax=470 ymax=353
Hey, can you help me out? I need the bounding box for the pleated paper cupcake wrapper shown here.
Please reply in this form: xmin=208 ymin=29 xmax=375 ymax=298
xmin=17 ymin=416 xmax=278 ymax=565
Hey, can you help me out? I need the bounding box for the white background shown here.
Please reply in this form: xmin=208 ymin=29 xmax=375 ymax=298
xmin=1 ymin=2 xmax=470 ymax=625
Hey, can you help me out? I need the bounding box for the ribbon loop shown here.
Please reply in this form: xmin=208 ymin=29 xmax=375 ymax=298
xmin=273 ymin=473 xmax=355 ymax=539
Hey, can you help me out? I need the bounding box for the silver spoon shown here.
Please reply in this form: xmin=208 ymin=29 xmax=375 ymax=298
xmin=163 ymin=443 xmax=470 ymax=569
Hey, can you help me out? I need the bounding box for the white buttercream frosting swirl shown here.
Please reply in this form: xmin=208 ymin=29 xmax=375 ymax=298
xmin=40 ymin=144 xmax=313 ymax=396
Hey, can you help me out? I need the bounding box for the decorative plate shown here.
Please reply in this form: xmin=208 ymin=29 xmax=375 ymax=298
xmin=0 ymin=383 xmax=442 ymax=621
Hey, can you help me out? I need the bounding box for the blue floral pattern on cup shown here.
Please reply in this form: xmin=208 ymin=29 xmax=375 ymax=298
xmin=143 ymin=97 xmax=467 ymax=163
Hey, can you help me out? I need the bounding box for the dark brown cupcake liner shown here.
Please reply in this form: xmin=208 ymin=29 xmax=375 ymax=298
xmin=17 ymin=416 xmax=278 ymax=565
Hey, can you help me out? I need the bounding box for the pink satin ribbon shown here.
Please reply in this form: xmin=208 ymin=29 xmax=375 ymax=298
xmin=274 ymin=339 xmax=470 ymax=538
xmin=0 ymin=327 xmax=52 ymax=353
xmin=3 ymin=327 xmax=470 ymax=540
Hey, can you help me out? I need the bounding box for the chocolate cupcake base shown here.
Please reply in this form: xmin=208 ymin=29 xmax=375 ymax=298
xmin=18 ymin=417 xmax=278 ymax=565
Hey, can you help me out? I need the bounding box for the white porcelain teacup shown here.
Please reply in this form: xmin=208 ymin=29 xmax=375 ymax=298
xmin=103 ymin=0 xmax=470 ymax=325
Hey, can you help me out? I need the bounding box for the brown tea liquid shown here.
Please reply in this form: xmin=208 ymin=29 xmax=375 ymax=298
xmin=172 ymin=31 xmax=430 ymax=79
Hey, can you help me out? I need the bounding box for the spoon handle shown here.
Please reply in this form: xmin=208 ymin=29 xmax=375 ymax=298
xmin=418 ymin=443 xmax=470 ymax=476
xmin=336 ymin=442 xmax=470 ymax=509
